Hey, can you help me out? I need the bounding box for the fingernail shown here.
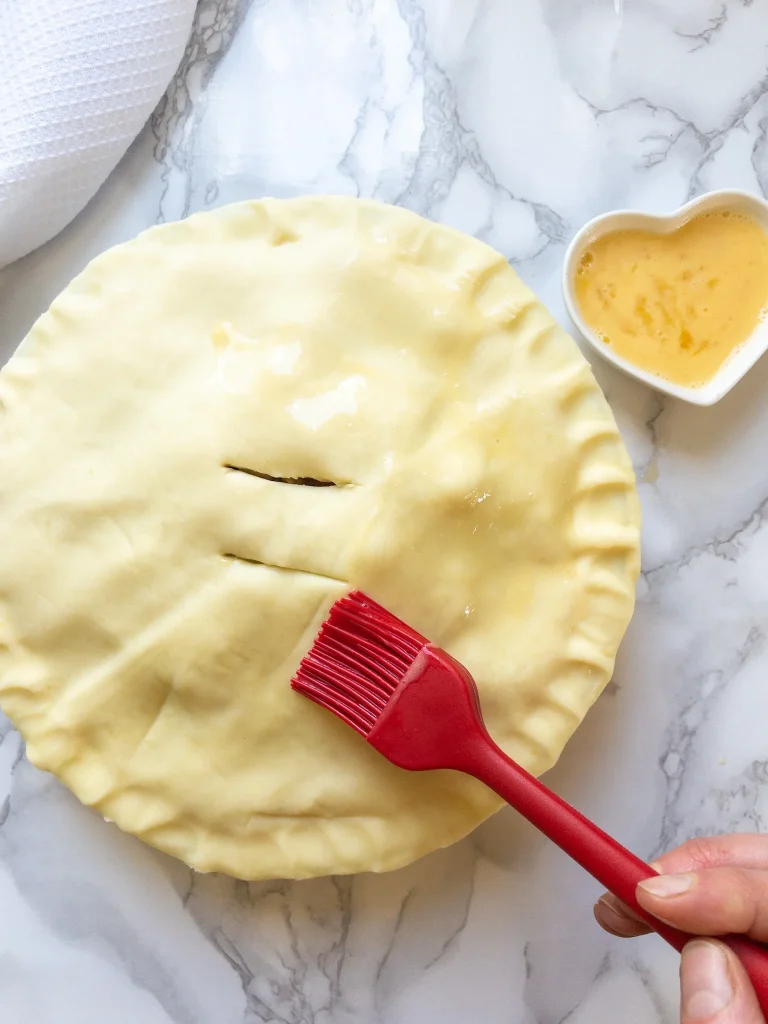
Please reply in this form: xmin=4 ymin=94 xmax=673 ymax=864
xmin=594 ymin=895 xmax=647 ymax=937
xmin=639 ymin=872 xmax=696 ymax=898
xmin=682 ymin=941 xmax=733 ymax=1020
xmin=597 ymin=894 xmax=632 ymax=919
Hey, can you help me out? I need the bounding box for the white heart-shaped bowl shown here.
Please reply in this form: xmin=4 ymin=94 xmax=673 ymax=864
xmin=562 ymin=189 xmax=768 ymax=406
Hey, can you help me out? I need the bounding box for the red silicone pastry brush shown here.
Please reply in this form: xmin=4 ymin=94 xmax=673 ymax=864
xmin=292 ymin=590 xmax=768 ymax=1011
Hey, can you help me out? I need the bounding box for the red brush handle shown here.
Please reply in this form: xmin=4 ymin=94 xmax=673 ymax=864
xmin=466 ymin=738 xmax=768 ymax=1009
xmin=468 ymin=736 xmax=697 ymax=947
xmin=370 ymin=647 xmax=768 ymax=1013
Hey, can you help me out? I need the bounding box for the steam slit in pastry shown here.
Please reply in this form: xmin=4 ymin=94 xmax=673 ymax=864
xmin=224 ymin=464 xmax=338 ymax=488
xmin=222 ymin=552 xmax=347 ymax=586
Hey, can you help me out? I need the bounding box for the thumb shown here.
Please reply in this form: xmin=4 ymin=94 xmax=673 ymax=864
xmin=682 ymin=940 xmax=764 ymax=1023
xmin=637 ymin=867 xmax=768 ymax=940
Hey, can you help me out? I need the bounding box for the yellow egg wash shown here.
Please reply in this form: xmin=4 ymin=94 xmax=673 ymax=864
xmin=574 ymin=209 xmax=768 ymax=386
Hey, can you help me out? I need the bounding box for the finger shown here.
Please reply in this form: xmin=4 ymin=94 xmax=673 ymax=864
xmin=594 ymin=833 xmax=768 ymax=940
xmin=637 ymin=867 xmax=768 ymax=941
xmin=656 ymin=835 xmax=768 ymax=875
xmin=681 ymin=940 xmax=764 ymax=1024
xmin=594 ymin=893 xmax=652 ymax=938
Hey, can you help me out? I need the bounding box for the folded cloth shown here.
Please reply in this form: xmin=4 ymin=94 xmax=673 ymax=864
xmin=0 ymin=0 xmax=196 ymax=268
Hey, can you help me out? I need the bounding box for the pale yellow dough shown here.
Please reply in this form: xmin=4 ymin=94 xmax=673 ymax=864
xmin=0 ymin=197 xmax=639 ymax=879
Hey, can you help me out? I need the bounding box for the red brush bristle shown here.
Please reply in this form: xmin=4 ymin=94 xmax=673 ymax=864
xmin=291 ymin=591 xmax=428 ymax=736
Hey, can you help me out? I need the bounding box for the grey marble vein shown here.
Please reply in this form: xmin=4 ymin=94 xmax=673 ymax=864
xmin=152 ymin=0 xmax=259 ymax=221
xmin=676 ymin=4 xmax=729 ymax=51
xmin=654 ymin=625 xmax=767 ymax=857
xmin=395 ymin=0 xmax=566 ymax=262
xmin=643 ymin=492 xmax=768 ymax=587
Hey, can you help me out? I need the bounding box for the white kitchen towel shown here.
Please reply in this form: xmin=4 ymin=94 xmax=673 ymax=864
xmin=0 ymin=0 xmax=196 ymax=268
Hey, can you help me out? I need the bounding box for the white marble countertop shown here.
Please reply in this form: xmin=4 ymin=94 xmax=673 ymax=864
xmin=2 ymin=1 xmax=768 ymax=1021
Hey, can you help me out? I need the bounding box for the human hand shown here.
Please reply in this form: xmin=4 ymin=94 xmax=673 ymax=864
xmin=594 ymin=834 xmax=768 ymax=1023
